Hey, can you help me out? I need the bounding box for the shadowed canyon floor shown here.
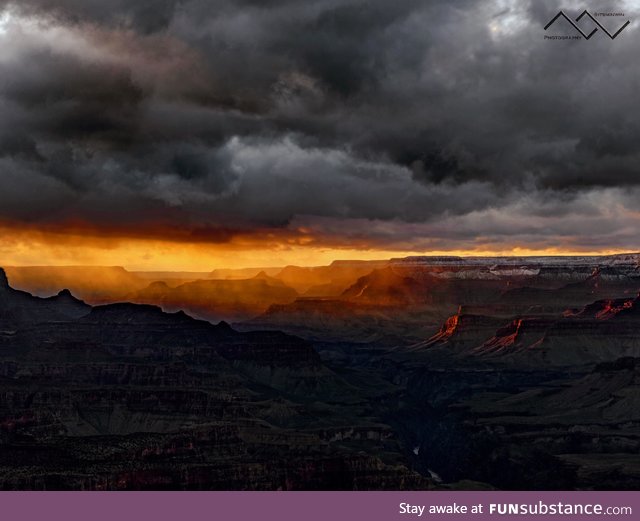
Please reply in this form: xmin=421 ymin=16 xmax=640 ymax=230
xmin=1 ymin=254 xmax=640 ymax=490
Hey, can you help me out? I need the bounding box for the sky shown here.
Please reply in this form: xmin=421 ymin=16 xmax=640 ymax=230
xmin=0 ymin=0 xmax=638 ymax=270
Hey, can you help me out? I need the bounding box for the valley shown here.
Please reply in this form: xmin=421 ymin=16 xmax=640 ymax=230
xmin=1 ymin=253 xmax=639 ymax=490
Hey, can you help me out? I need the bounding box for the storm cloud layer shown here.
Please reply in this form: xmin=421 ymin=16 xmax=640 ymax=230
xmin=0 ymin=0 xmax=639 ymax=253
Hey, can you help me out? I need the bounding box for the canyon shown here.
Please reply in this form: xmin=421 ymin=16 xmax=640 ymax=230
xmin=1 ymin=253 xmax=639 ymax=490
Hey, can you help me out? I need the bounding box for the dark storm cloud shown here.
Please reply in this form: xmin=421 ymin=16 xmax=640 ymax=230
xmin=0 ymin=0 xmax=639 ymax=250
xmin=1 ymin=0 xmax=182 ymax=33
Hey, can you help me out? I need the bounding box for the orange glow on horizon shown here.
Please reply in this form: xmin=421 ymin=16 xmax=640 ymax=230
xmin=0 ymin=226 xmax=633 ymax=271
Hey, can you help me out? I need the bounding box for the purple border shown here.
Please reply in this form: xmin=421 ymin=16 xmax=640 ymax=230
xmin=2 ymin=491 xmax=639 ymax=521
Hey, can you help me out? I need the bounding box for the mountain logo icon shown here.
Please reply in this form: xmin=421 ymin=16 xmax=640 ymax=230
xmin=544 ymin=10 xmax=630 ymax=40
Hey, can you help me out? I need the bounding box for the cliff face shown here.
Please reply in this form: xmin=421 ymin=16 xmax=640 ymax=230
xmin=3 ymin=266 xmax=148 ymax=304
xmin=420 ymin=293 xmax=640 ymax=367
xmin=0 ymin=270 xmax=428 ymax=491
xmin=397 ymin=357 xmax=640 ymax=490
xmin=380 ymin=278 xmax=640 ymax=489
xmin=0 ymin=268 xmax=91 ymax=327
xmin=245 ymin=254 xmax=640 ymax=344
xmin=390 ymin=253 xmax=640 ymax=268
